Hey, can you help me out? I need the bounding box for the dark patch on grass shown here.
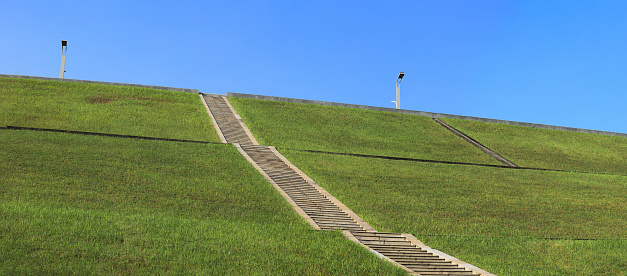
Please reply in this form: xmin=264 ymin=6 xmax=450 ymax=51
xmin=87 ymin=94 xmax=173 ymax=104
xmin=88 ymin=95 xmax=117 ymax=104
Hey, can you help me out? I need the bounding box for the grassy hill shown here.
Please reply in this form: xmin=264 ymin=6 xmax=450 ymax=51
xmin=0 ymin=78 xmax=406 ymax=275
xmin=4 ymin=77 xmax=626 ymax=275
xmin=231 ymin=96 xmax=627 ymax=275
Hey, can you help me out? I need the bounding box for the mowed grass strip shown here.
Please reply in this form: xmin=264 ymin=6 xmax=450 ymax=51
xmin=442 ymin=118 xmax=627 ymax=175
xmin=0 ymin=130 xmax=407 ymax=275
xmin=229 ymin=97 xmax=501 ymax=165
xmin=0 ymin=77 xmax=219 ymax=142
xmin=280 ymin=150 xmax=627 ymax=275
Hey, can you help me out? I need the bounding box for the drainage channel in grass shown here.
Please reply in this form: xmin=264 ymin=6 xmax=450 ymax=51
xmin=0 ymin=130 xmax=407 ymax=275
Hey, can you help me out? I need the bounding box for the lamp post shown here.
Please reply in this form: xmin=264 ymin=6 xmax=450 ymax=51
xmin=391 ymin=71 xmax=404 ymax=109
xmin=59 ymin=40 xmax=67 ymax=78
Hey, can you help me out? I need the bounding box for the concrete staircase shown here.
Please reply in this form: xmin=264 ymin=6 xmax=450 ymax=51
xmin=200 ymin=94 xmax=495 ymax=276
xmin=348 ymin=231 xmax=482 ymax=275
xmin=239 ymin=144 xmax=369 ymax=231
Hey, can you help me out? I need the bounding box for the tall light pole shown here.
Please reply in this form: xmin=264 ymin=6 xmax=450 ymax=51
xmin=391 ymin=71 xmax=404 ymax=109
xmin=59 ymin=40 xmax=67 ymax=78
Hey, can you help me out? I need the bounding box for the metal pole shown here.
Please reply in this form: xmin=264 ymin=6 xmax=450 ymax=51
xmin=59 ymin=55 xmax=66 ymax=78
xmin=60 ymin=40 xmax=67 ymax=78
xmin=395 ymin=83 xmax=400 ymax=109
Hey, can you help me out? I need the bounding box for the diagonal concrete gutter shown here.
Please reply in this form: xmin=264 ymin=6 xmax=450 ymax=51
xmin=434 ymin=118 xmax=519 ymax=168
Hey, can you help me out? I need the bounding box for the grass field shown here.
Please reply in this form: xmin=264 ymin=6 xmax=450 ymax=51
xmin=228 ymin=97 xmax=501 ymax=165
xmin=0 ymin=130 xmax=406 ymax=275
xmin=280 ymin=150 xmax=627 ymax=275
xmin=442 ymin=118 xmax=627 ymax=175
xmin=0 ymin=77 xmax=219 ymax=142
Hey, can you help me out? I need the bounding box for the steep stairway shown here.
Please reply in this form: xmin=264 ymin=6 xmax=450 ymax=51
xmin=200 ymin=93 xmax=495 ymax=275
xmin=239 ymin=144 xmax=369 ymax=231
xmin=349 ymin=231 xmax=482 ymax=276
xmin=201 ymin=94 xmax=258 ymax=145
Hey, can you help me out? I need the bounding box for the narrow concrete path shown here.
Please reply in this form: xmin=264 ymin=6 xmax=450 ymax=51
xmin=201 ymin=94 xmax=495 ymax=276
xmin=435 ymin=118 xmax=519 ymax=168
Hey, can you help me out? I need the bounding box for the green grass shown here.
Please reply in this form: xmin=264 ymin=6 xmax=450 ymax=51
xmin=7 ymin=77 xmax=626 ymax=275
xmin=0 ymin=77 xmax=219 ymax=142
xmin=229 ymin=97 xmax=501 ymax=165
xmin=442 ymin=118 xmax=627 ymax=175
xmin=0 ymin=130 xmax=407 ymax=275
xmin=280 ymin=150 xmax=627 ymax=275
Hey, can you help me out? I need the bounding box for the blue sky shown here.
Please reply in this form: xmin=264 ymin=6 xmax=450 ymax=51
xmin=3 ymin=1 xmax=627 ymax=133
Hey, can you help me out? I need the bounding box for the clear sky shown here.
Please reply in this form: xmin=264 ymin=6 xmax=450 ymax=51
xmin=3 ymin=1 xmax=627 ymax=133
